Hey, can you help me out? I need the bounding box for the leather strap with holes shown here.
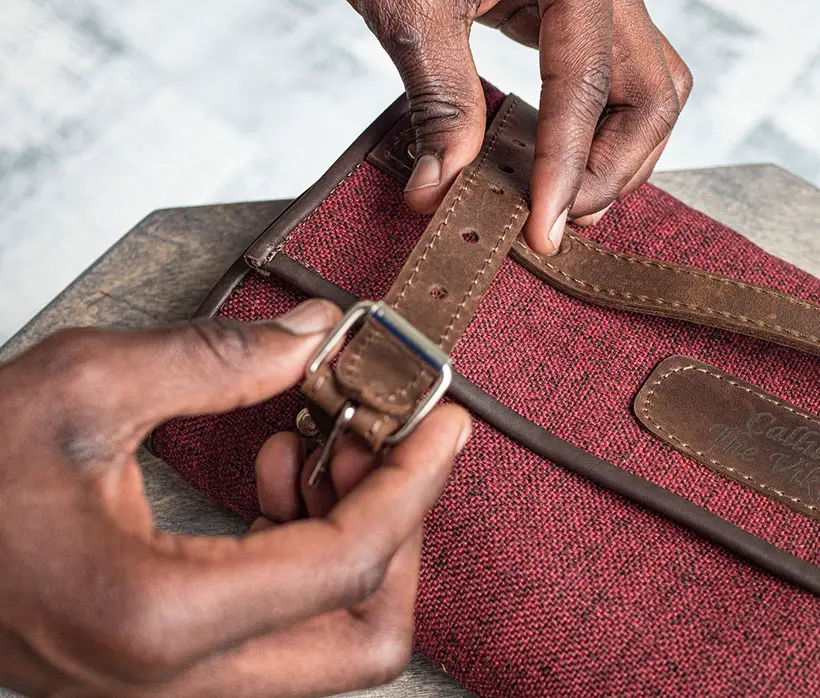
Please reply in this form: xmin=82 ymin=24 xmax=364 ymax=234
xmin=302 ymin=94 xmax=536 ymax=447
xmin=367 ymin=97 xmax=820 ymax=359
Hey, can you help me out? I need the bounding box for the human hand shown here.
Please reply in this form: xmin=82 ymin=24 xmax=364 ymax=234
xmin=351 ymin=0 xmax=692 ymax=253
xmin=0 ymin=299 xmax=470 ymax=697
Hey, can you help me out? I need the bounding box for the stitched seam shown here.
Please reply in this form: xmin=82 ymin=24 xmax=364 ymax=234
xmin=565 ymin=232 xmax=820 ymax=312
xmin=641 ymin=364 xmax=819 ymax=512
xmin=344 ymin=96 xmax=521 ymax=408
xmin=261 ymin=164 xmax=362 ymax=266
xmin=344 ymin=325 xmax=429 ymax=405
xmin=514 ymin=243 xmax=820 ymax=343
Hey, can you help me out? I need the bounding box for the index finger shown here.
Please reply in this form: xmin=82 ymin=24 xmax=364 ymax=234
xmin=524 ymin=0 xmax=613 ymax=255
xmin=128 ymin=405 xmax=471 ymax=675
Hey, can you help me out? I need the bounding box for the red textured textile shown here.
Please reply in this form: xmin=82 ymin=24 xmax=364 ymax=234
xmin=152 ymin=85 xmax=820 ymax=697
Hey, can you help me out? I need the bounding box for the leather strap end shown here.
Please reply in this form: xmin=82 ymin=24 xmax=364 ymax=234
xmin=302 ymin=365 xmax=399 ymax=450
xmin=512 ymin=231 xmax=820 ymax=356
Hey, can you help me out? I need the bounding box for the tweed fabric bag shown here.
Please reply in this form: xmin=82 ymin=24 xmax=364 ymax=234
xmin=152 ymin=83 xmax=820 ymax=697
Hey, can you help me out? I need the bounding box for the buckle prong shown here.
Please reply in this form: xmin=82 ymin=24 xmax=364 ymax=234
xmin=307 ymin=402 xmax=355 ymax=488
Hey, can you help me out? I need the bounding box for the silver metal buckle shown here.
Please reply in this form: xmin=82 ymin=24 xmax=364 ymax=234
xmin=305 ymin=301 xmax=452 ymax=486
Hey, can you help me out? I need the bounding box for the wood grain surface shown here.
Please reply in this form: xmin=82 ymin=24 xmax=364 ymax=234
xmin=1 ymin=165 xmax=818 ymax=698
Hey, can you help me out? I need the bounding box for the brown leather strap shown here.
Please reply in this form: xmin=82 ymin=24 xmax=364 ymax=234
xmin=367 ymin=97 xmax=820 ymax=358
xmin=303 ymin=94 xmax=536 ymax=446
xmin=511 ymin=232 xmax=820 ymax=356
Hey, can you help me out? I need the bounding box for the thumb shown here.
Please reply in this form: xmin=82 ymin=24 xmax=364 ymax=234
xmin=366 ymin=3 xmax=486 ymax=213
xmin=33 ymin=299 xmax=343 ymax=445
xmin=136 ymin=299 xmax=342 ymax=426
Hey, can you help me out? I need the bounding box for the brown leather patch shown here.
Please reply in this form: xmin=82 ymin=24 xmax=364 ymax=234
xmin=635 ymin=356 xmax=820 ymax=521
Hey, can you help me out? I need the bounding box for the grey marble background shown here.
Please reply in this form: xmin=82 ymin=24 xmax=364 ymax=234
xmin=1 ymin=0 xmax=819 ymax=345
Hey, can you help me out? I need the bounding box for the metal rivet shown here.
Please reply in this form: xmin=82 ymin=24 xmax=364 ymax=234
xmin=296 ymin=408 xmax=319 ymax=437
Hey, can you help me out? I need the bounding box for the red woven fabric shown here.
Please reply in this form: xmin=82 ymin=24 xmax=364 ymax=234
xmin=152 ymin=85 xmax=820 ymax=697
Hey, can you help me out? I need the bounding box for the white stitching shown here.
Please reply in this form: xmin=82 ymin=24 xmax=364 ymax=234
xmin=514 ymin=241 xmax=820 ymax=344
xmin=641 ymin=364 xmax=820 ymax=512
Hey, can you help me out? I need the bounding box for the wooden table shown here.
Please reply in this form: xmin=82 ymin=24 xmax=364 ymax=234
xmin=2 ymin=165 xmax=819 ymax=698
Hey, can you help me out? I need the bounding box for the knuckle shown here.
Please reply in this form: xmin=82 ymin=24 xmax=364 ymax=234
xmin=644 ymin=84 xmax=682 ymax=141
xmin=383 ymin=17 xmax=424 ymax=55
xmin=360 ymin=625 xmax=414 ymax=687
xmin=340 ymin=539 xmax=391 ymax=604
xmin=29 ymin=330 xmax=121 ymax=464
xmin=361 ymin=4 xmax=423 ymax=58
xmin=673 ymin=61 xmax=694 ymax=103
xmin=545 ymin=57 xmax=612 ymax=125
xmin=189 ymin=317 xmax=257 ymax=373
xmin=43 ymin=329 xmax=112 ymax=401
xmin=579 ymin=60 xmax=612 ymax=108
xmin=99 ymin=573 xmax=186 ymax=683
xmin=584 ymin=157 xmax=622 ymax=203
xmin=408 ymin=91 xmax=469 ymax=144
xmin=403 ymin=70 xmax=480 ymax=146
xmin=572 ymin=59 xmax=612 ymax=115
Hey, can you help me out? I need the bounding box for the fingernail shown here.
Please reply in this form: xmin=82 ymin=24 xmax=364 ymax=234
xmin=573 ymin=203 xmax=613 ymax=227
xmin=455 ymin=421 xmax=472 ymax=454
xmin=405 ymin=154 xmax=441 ymax=192
xmin=275 ymin=300 xmax=336 ymax=336
xmin=547 ymin=208 xmax=569 ymax=256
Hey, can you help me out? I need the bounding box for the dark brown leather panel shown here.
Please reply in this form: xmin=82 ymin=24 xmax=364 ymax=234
xmin=511 ymin=231 xmax=820 ymax=356
xmin=636 ymin=356 xmax=820 ymax=521
xmin=366 ymin=112 xmax=415 ymax=182
xmin=267 ymin=253 xmax=820 ymax=596
xmin=304 ymin=94 xmax=537 ymax=445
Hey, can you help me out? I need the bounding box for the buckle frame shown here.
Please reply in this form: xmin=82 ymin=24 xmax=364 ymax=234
xmin=305 ymin=301 xmax=452 ymax=485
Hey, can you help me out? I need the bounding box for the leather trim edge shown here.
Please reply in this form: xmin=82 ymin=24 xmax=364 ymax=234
xmin=266 ymin=253 xmax=820 ymax=597
xmin=195 ymin=198 xmax=298 ymax=319
xmin=244 ymin=94 xmax=410 ymax=270
xmin=195 ymin=258 xmax=251 ymax=319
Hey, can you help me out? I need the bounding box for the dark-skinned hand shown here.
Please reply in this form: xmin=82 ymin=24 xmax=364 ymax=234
xmin=349 ymin=0 xmax=693 ymax=253
xmin=0 ymin=299 xmax=471 ymax=697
